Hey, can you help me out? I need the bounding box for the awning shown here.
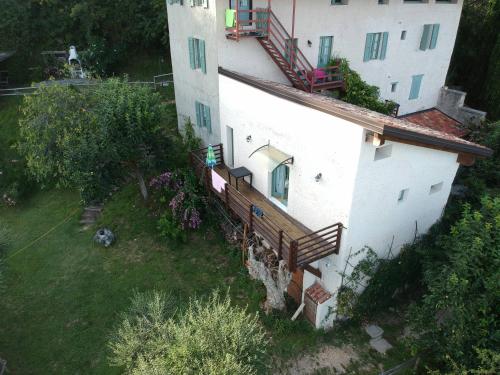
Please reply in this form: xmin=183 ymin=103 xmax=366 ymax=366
xmin=249 ymin=142 xmax=294 ymax=171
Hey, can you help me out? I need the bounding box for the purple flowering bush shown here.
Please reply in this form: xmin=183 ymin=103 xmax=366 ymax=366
xmin=150 ymin=169 xmax=205 ymax=241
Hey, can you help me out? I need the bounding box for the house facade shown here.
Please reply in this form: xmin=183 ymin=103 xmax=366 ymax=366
xmin=167 ymin=0 xmax=464 ymax=146
xmin=166 ymin=0 xmax=491 ymax=328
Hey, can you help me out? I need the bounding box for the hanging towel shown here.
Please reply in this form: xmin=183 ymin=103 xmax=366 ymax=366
xmin=211 ymin=169 xmax=227 ymax=193
xmin=226 ymin=9 xmax=236 ymax=28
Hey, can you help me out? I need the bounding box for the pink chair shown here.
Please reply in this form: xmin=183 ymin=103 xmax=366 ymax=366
xmin=313 ymin=68 xmax=327 ymax=83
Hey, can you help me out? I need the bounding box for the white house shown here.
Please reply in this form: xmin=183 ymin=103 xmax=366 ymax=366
xmin=166 ymin=0 xmax=492 ymax=328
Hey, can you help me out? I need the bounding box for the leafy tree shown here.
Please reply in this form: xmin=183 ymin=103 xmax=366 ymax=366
xmin=109 ymin=290 xmax=269 ymax=375
xmin=409 ymin=196 xmax=500 ymax=372
xmin=18 ymin=78 xmax=168 ymax=203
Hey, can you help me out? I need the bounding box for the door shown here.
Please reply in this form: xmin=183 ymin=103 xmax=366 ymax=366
xmin=285 ymin=38 xmax=298 ymax=66
xmin=318 ymin=36 xmax=333 ymax=67
xmin=271 ymin=164 xmax=289 ymax=206
xmin=230 ymin=0 xmax=251 ymax=23
xmin=226 ymin=126 xmax=234 ymax=168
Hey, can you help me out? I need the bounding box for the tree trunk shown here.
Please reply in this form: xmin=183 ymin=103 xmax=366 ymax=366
xmin=247 ymin=245 xmax=292 ymax=313
xmin=135 ymin=169 xmax=148 ymax=201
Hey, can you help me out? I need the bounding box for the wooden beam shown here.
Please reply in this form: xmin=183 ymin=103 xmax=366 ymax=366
xmin=304 ymin=264 xmax=321 ymax=278
xmin=365 ymin=132 xmax=385 ymax=146
xmin=457 ymin=153 xmax=476 ymax=166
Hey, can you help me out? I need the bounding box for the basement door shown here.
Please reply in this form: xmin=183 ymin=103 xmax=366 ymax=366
xmin=230 ymin=0 xmax=252 ymax=23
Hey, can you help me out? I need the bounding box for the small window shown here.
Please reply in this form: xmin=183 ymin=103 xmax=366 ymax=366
xmin=401 ymin=30 xmax=407 ymax=40
xmin=191 ymin=0 xmax=209 ymax=7
xmin=167 ymin=0 xmax=183 ymax=5
xmin=391 ymin=82 xmax=398 ymax=92
xmin=398 ymin=188 xmax=409 ymax=203
xmin=378 ymin=0 xmax=389 ymax=4
xmin=374 ymin=144 xmax=392 ymax=161
xmin=331 ymin=0 xmax=348 ymax=5
xmin=430 ymin=182 xmax=443 ymax=194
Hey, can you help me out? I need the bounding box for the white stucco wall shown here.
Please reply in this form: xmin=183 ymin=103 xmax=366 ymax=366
xmin=219 ymin=73 xmax=461 ymax=328
xmin=166 ymin=1 xmax=222 ymax=145
xmin=215 ymin=0 xmax=463 ymax=115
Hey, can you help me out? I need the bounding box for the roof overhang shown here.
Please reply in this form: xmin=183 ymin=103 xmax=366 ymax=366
xmin=218 ymin=67 xmax=493 ymax=159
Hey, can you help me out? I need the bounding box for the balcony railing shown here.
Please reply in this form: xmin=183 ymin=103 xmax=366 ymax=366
xmin=190 ymin=144 xmax=343 ymax=271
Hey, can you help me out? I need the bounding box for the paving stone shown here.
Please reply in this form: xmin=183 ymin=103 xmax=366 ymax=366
xmin=369 ymin=337 xmax=393 ymax=354
xmin=365 ymin=324 xmax=384 ymax=339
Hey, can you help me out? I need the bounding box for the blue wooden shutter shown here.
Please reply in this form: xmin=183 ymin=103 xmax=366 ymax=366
xmin=409 ymin=74 xmax=423 ymax=100
xmin=420 ymin=24 xmax=432 ymax=51
xmin=318 ymin=36 xmax=333 ymax=67
xmin=205 ymin=105 xmax=212 ymax=133
xmin=380 ymin=32 xmax=389 ymax=60
xmin=364 ymin=33 xmax=374 ymax=62
xmin=199 ymin=40 xmax=206 ymax=74
xmin=188 ymin=38 xmax=195 ymax=69
xmin=430 ymin=24 xmax=440 ymax=49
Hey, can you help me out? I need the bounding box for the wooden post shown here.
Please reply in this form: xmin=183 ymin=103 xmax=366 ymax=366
xmin=336 ymin=224 xmax=343 ymax=254
xmin=224 ymin=183 xmax=230 ymax=210
xmin=278 ymin=230 xmax=283 ymax=260
xmin=248 ymin=204 xmax=254 ymax=232
xmin=288 ymin=240 xmax=298 ymax=272
xmin=242 ymin=223 xmax=248 ymax=265
xmin=219 ymin=143 xmax=224 ymax=165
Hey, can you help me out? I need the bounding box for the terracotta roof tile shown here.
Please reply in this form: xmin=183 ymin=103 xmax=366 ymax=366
xmin=305 ymin=283 xmax=332 ymax=304
xmin=401 ymin=108 xmax=467 ymax=137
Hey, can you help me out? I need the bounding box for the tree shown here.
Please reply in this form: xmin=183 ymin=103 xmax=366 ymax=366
xmin=409 ymin=196 xmax=500 ymax=372
xmin=109 ymin=290 xmax=269 ymax=375
xmin=18 ymin=79 xmax=168 ymax=203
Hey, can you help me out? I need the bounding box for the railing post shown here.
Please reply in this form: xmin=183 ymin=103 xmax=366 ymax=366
xmin=248 ymin=204 xmax=254 ymax=232
xmin=336 ymin=224 xmax=343 ymax=254
xmin=235 ymin=0 xmax=239 ymax=42
xmin=288 ymin=240 xmax=298 ymax=272
xmin=278 ymin=230 xmax=283 ymax=260
xmin=224 ymin=183 xmax=229 ymax=210
xmin=219 ymin=143 xmax=224 ymax=165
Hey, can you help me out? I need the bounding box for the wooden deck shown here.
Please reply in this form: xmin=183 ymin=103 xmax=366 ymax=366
xmin=191 ymin=144 xmax=343 ymax=272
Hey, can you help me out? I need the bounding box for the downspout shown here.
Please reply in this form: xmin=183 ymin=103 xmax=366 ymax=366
xmin=291 ymin=0 xmax=296 ymax=70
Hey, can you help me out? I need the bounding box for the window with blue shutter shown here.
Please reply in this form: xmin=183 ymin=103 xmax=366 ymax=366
xmin=188 ymin=37 xmax=207 ymax=73
xmin=195 ymin=102 xmax=212 ymax=133
xmin=420 ymin=24 xmax=439 ymax=50
xmin=318 ymin=36 xmax=334 ymax=67
xmin=167 ymin=0 xmax=183 ymax=5
xmin=364 ymin=32 xmax=389 ymax=61
xmin=409 ymin=74 xmax=424 ymax=100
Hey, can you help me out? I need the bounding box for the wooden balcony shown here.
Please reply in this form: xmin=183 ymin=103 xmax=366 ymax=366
xmin=190 ymin=144 xmax=343 ymax=272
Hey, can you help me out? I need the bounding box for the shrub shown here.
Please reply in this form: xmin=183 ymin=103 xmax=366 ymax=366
xmin=109 ymin=290 xmax=269 ymax=375
xmin=334 ymin=58 xmax=397 ymax=115
xmin=150 ymin=169 xmax=205 ymax=241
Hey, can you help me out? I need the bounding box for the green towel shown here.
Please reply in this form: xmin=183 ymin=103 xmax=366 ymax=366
xmin=225 ymin=9 xmax=236 ymax=28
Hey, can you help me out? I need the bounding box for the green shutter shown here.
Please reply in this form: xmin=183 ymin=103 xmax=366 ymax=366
xmin=195 ymin=102 xmax=202 ymax=127
xmin=205 ymin=105 xmax=212 ymax=133
xmin=420 ymin=24 xmax=432 ymax=51
xmin=364 ymin=33 xmax=374 ymax=62
xmin=199 ymin=40 xmax=206 ymax=74
xmin=380 ymin=32 xmax=389 ymax=60
xmin=409 ymin=74 xmax=423 ymax=100
xmin=188 ymin=37 xmax=195 ymax=69
xmin=318 ymin=36 xmax=333 ymax=67
xmin=430 ymin=24 xmax=440 ymax=49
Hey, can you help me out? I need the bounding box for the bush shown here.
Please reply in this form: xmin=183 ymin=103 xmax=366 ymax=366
xmin=109 ymin=290 xmax=269 ymax=375
xmin=150 ymin=169 xmax=206 ymax=241
xmin=335 ymin=58 xmax=397 ymax=115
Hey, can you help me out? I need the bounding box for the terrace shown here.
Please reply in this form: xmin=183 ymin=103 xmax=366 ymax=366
xmin=190 ymin=144 xmax=344 ymax=275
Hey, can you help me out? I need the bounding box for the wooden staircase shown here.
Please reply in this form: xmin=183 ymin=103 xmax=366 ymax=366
xmin=226 ymin=8 xmax=344 ymax=93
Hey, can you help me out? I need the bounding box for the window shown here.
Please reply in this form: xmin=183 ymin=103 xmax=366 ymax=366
xmin=409 ymin=74 xmax=423 ymax=100
xmin=331 ymin=0 xmax=348 ymax=4
xmin=318 ymin=36 xmax=334 ymax=67
xmin=391 ymin=82 xmax=398 ymax=92
xmin=374 ymin=144 xmax=392 ymax=161
xmin=398 ymin=188 xmax=409 ymax=203
xmin=378 ymin=0 xmax=389 ymax=4
xmin=364 ymin=32 xmax=389 ymax=61
xmin=430 ymin=182 xmax=443 ymax=194
xmin=190 ymin=0 xmax=209 ymax=7
xmin=195 ymin=101 xmax=212 ymax=133
xmin=167 ymin=0 xmax=183 ymax=5
xmin=188 ymin=37 xmax=206 ymax=73
xmin=420 ymin=24 xmax=440 ymax=50
xmin=436 ymin=0 xmax=457 ymax=3
xmin=401 ymin=30 xmax=407 ymax=40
